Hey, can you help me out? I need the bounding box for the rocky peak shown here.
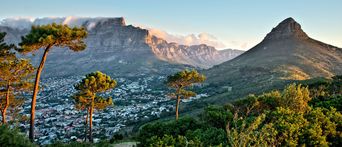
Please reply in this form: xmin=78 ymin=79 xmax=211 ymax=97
xmin=265 ymin=17 xmax=308 ymax=40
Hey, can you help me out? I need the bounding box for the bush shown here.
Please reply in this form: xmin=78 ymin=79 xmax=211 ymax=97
xmin=147 ymin=135 xmax=202 ymax=147
xmin=200 ymin=105 xmax=233 ymax=129
xmin=0 ymin=125 xmax=36 ymax=147
xmin=109 ymin=133 xmax=124 ymax=143
xmin=310 ymin=95 xmax=342 ymax=111
xmin=46 ymin=141 xmax=111 ymax=147
xmin=46 ymin=141 xmax=91 ymax=147
xmin=137 ymin=116 xmax=203 ymax=145
xmin=186 ymin=127 xmax=226 ymax=146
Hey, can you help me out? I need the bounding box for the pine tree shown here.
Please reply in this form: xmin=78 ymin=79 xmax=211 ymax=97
xmin=0 ymin=32 xmax=15 ymax=60
xmin=0 ymin=59 xmax=34 ymax=124
xmin=0 ymin=32 xmax=34 ymax=124
xmin=18 ymin=23 xmax=87 ymax=141
xmin=72 ymin=71 xmax=116 ymax=142
xmin=166 ymin=69 xmax=205 ymax=120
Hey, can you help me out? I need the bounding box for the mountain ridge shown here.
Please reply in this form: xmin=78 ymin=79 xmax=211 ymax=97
xmin=0 ymin=17 xmax=243 ymax=77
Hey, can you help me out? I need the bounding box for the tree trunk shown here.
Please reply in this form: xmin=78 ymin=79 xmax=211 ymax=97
xmin=175 ymin=95 xmax=181 ymax=121
xmin=29 ymin=45 xmax=51 ymax=142
xmin=84 ymin=108 xmax=89 ymax=142
xmin=2 ymin=81 xmax=10 ymax=124
xmin=89 ymin=97 xmax=95 ymax=142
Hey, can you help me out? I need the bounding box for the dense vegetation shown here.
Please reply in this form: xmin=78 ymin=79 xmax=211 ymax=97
xmin=137 ymin=76 xmax=342 ymax=146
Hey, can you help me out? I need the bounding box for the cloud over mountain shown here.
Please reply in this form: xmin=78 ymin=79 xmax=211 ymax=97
xmin=0 ymin=16 xmax=243 ymax=49
xmin=146 ymin=27 xmax=227 ymax=49
xmin=0 ymin=17 xmax=34 ymax=29
xmin=143 ymin=26 xmax=252 ymax=50
xmin=0 ymin=16 xmax=106 ymax=29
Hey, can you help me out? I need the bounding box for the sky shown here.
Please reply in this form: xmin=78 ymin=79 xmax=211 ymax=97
xmin=1 ymin=0 xmax=341 ymax=50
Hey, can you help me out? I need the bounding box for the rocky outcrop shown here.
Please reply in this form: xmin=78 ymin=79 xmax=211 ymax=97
xmin=264 ymin=17 xmax=309 ymax=40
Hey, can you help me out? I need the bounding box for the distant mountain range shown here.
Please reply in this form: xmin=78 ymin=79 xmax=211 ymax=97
xmin=0 ymin=17 xmax=243 ymax=77
xmin=202 ymin=17 xmax=342 ymax=104
xmin=1 ymin=17 xmax=341 ymax=96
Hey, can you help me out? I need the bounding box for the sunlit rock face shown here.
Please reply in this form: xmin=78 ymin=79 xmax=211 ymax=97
xmin=147 ymin=35 xmax=243 ymax=68
xmin=0 ymin=17 xmax=243 ymax=77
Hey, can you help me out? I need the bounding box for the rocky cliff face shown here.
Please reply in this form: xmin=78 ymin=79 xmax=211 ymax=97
xmin=147 ymin=35 xmax=243 ymax=68
xmin=0 ymin=17 xmax=242 ymax=77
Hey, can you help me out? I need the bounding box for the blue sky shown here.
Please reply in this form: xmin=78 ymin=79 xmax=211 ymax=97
xmin=1 ymin=0 xmax=341 ymax=50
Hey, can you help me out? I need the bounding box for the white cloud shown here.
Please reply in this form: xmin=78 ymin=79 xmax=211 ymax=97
xmin=32 ymin=16 xmax=104 ymax=28
xmin=141 ymin=25 xmax=252 ymax=50
xmin=0 ymin=16 xmax=107 ymax=30
xmin=226 ymin=40 xmax=252 ymax=50
xmin=146 ymin=27 xmax=227 ymax=49
xmin=0 ymin=16 xmax=252 ymax=50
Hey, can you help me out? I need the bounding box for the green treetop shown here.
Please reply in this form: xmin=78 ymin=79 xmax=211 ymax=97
xmin=72 ymin=71 xmax=116 ymax=142
xmin=19 ymin=23 xmax=87 ymax=53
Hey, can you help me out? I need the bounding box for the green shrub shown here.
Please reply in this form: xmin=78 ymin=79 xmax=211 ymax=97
xmin=186 ymin=127 xmax=226 ymax=146
xmin=109 ymin=133 xmax=124 ymax=143
xmin=310 ymin=95 xmax=342 ymax=111
xmin=137 ymin=116 xmax=203 ymax=145
xmin=147 ymin=135 xmax=202 ymax=147
xmin=200 ymin=105 xmax=233 ymax=129
xmin=0 ymin=125 xmax=36 ymax=147
xmin=46 ymin=140 xmax=111 ymax=147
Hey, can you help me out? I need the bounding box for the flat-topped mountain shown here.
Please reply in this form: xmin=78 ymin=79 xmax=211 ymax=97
xmin=0 ymin=17 xmax=243 ymax=77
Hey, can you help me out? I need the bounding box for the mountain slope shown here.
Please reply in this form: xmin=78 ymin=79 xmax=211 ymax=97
xmin=202 ymin=17 xmax=342 ymax=103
